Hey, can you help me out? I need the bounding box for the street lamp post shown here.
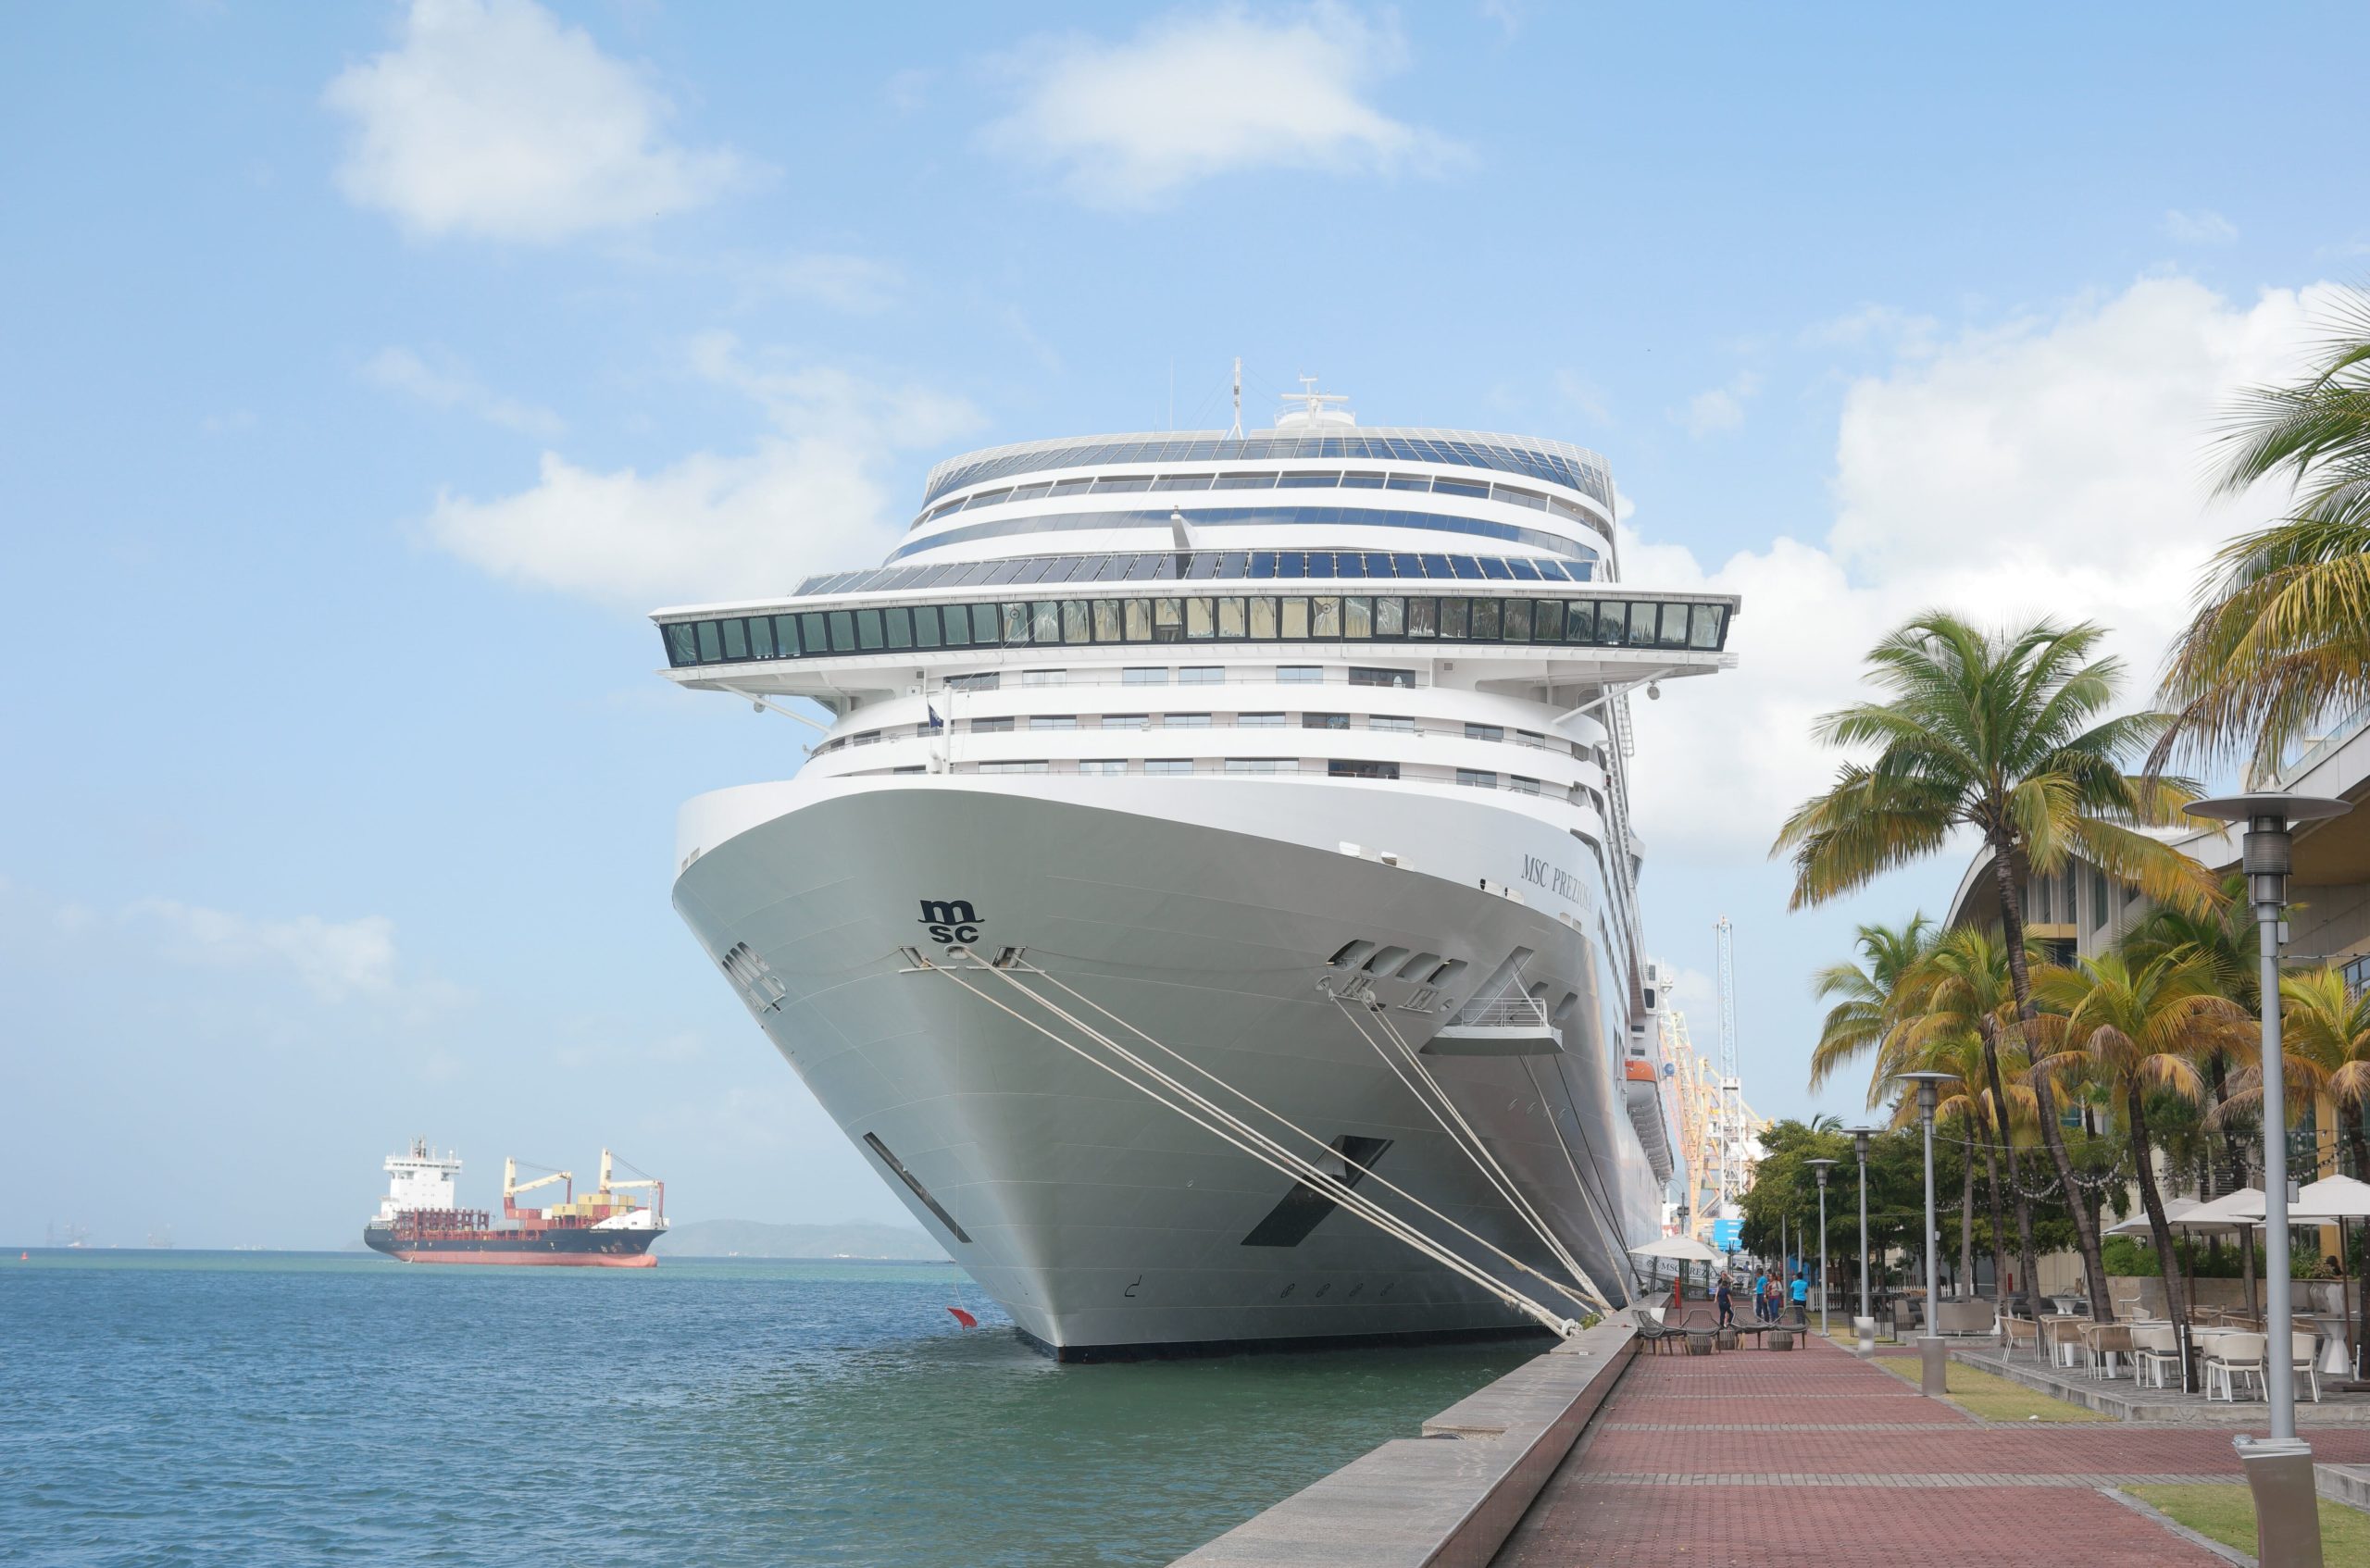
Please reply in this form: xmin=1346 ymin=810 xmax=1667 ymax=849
xmin=2189 ymin=791 xmax=2352 ymax=1568
xmin=1846 ymin=1126 xmax=1877 ymax=1353
xmin=1899 ymin=1071 xmax=1953 ymax=1398
xmin=1806 ymin=1159 xmax=1837 ymax=1340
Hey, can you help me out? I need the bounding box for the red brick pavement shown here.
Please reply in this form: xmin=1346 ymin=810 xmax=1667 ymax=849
xmin=1493 ymin=1337 xmax=2370 ymax=1566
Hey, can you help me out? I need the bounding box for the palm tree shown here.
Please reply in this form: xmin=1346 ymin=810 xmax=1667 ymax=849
xmin=2119 ymin=872 xmax=2260 ymax=1192
xmin=1775 ymin=612 xmax=2212 ymax=1318
xmin=1808 ymin=916 xmax=1937 ymax=1093
xmin=2032 ymin=953 xmax=2249 ymax=1337
xmin=1899 ymin=927 xmax=2042 ymax=1316
xmin=2158 ymin=286 xmax=2370 ymax=774
xmin=2276 ymin=967 xmax=2370 ymax=1181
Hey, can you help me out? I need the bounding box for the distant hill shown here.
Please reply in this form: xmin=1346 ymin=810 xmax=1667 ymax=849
xmin=653 ymin=1219 xmax=949 ymax=1262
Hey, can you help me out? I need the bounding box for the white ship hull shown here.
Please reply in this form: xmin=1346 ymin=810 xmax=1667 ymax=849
xmin=673 ymin=773 xmax=1661 ymax=1357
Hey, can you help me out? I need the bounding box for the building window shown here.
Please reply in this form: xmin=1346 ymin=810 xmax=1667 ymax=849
xmin=2341 ymin=954 xmax=2370 ymax=995
xmin=1328 ymin=760 xmax=1399 ymax=779
xmin=1304 ymin=713 xmax=1351 ymax=729
xmin=1145 ymin=760 xmax=1193 ymax=775
xmin=1457 ymin=769 xmax=1497 ymax=789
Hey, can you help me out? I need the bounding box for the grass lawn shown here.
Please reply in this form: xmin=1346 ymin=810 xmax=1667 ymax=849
xmin=2127 ymin=1483 xmax=2370 ymax=1559
xmin=1871 ymin=1355 xmax=2114 ymax=1422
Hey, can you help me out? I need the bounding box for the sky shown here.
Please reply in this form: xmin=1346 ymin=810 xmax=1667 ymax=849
xmin=5 ymin=1 xmax=2366 ymax=1248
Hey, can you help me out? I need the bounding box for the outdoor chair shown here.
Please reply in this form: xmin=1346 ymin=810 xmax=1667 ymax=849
xmin=2112 ymin=1289 xmax=2144 ymax=1321
xmin=2082 ymin=1322 xmax=2134 ymax=1380
xmin=2040 ymin=1315 xmax=2088 ymax=1369
xmin=2204 ymin=1331 xmax=2267 ymax=1402
xmin=2289 ymin=1329 xmax=2323 ymax=1404
xmin=1630 ymin=1307 xmax=1680 ymax=1356
xmin=2130 ymin=1324 xmax=2181 ymax=1389
xmin=2003 ymin=1315 xmax=2040 ymax=1363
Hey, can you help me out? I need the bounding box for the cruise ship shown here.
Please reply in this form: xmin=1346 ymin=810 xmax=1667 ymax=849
xmin=653 ymin=389 xmax=1740 ymax=1358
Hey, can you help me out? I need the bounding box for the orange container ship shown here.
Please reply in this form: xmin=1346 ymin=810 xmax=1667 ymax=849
xmin=362 ymin=1140 xmax=668 ymax=1266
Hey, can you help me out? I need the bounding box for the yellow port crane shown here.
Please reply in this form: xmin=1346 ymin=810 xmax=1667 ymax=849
xmin=597 ymin=1149 xmax=666 ymax=1222
xmin=502 ymin=1157 xmax=572 ymax=1219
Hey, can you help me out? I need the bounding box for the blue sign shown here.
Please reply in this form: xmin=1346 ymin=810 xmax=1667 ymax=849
xmin=1711 ymin=1218 xmax=1743 ymax=1251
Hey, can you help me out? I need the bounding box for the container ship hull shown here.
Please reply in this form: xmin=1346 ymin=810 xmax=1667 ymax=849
xmin=362 ymin=1222 xmax=660 ymax=1266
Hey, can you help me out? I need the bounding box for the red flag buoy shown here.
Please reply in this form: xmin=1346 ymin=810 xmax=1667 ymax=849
xmin=946 ymin=1306 xmax=979 ymax=1327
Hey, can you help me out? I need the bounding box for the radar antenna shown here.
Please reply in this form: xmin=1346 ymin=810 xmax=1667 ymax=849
xmin=1281 ymin=375 xmax=1351 ymax=418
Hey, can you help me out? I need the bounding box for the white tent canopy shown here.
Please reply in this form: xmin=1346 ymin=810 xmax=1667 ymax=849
xmin=2109 ymin=1197 xmax=2202 ymax=1236
xmin=2292 ymin=1175 xmax=2370 ymax=1222
xmin=1628 ymin=1236 xmax=1723 ymax=1264
xmin=2171 ymin=1188 xmax=2265 ymax=1229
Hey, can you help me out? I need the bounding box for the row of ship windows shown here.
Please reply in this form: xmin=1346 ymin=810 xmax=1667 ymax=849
xmin=662 ymin=594 xmax=1730 ymax=668
xmin=917 ymin=470 xmax=1603 ymax=528
xmin=829 ymin=712 xmax=1590 ymax=757
xmin=805 ymin=546 xmax=1598 ymax=597
xmin=886 ymin=758 xmax=1557 ymax=790
xmin=884 ymin=507 xmax=1597 ymax=563
xmin=922 ymin=434 xmax=1614 ymax=509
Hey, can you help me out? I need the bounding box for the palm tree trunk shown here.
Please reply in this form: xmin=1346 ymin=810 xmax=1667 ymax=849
xmin=1990 ymin=846 xmax=2114 ymax=1318
xmin=1979 ymin=1100 xmax=2014 ymax=1310
xmin=1972 ymin=1015 xmax=2044 ymax=1318
xmin=1959 ymin=1132 xmax=1977 ymax=1294
xmin=2128 ymin=1082 xmax=2187 ymax=1336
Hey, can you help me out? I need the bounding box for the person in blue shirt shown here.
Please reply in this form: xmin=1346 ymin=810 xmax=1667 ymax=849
xmin=1751 ymin=1268 xmax=1768 ymax=1322
xmin=1790 ymin=1271 xmax=1809 ymax=1323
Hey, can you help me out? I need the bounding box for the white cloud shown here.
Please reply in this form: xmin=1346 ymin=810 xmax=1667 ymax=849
xmin=2164 ymin=208 xmax=2239 ymax=244
xmin=364 ymin=346 xmax=564 ymax=437
xmin=1682 ymin=371 xmax=1761 ymax=437
xmin=323 ymin=0 xmax=747 ymax=243
xmin=130 ymin=900 xmax=402 ymax=1002
xmin=1627 ymin=276 xmax=2334 ymax=867
xmin=422 ymin=334 xmax=979 ymax=607
xmin=981 ymin=2 xmax=1456 ymax=206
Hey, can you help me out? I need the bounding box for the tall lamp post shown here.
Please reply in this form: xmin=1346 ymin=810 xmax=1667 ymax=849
xmin=1806 ymin=1158 xmax=1837 ymax=1340
xmin=1899 ymin=1071 xmax=1953 ymax=1398
xmin=1846 ymin=1126 xmax=1877 ymax=1351
xmin=2189 ymin=791 xmax=2351 ymax=1568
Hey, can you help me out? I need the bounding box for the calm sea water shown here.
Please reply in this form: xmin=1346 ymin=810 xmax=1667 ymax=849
xmin=1 ymin=1251 xmax=1530 ymax=1567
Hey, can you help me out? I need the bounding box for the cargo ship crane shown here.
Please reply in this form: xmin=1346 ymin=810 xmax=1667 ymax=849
xmin=597 ymin=1149 xmax=667 ymax=1225
xmin=503 ymin=1158 xmax=572 ymax=1220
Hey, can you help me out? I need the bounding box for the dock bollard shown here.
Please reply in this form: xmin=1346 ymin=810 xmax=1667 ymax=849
xmin=1852 ymin=1315 xmax=1876 ymax=1357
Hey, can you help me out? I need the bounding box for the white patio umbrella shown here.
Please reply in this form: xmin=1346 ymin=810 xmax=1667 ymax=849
xmin=2292 ymin=1174 xmax=2370 ymax=1379
xmin=1628 ymin=1235 xmax=1724 ymax=1307
xmin=2164 ymin=1188 xmax=2264 ymax=1325
xmin=2108 ymin=1196 xmax=2202 ymax=1236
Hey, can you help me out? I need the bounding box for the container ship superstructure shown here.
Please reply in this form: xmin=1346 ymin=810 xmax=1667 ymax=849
xmin=362 ymin=1140 xmax=667 ymax=1266
xmin=654 ymin=387 xmax=1737 ymax=1356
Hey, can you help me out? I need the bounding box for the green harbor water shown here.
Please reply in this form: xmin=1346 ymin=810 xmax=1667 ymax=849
xmin=1 ymin=1251 xmax=1533 ymax=1566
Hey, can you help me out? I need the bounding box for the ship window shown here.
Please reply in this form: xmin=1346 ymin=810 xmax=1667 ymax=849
xmin=1328 ymin=759 xmax=1398 ymax=779
xmin=1659 ymin=603 xmax=1690 ymax=649
xmin=883 ymin=607 xmax=913 ymax=650
xmin=1334 ymin=553 xmax=1368 ymax=580
xmin=1145 ymin=759 xmax=1192 ymax=774
xmin=1304 ymin=552 xmax=1333 ymax=579
xmin=1216 ymin=596 xmax=1247 ymax=639
xmin=1152 ymin=473 xmax=1213 ymax=492
xmin=1279 ymin=665 xmax=1322 ymax=684
xmin=1001 ymin=603 xmax=1029 ymax=643
xmin=1405 ymin=597 xmax=1437 ymax=637
xmin=1280 ymin=598 xmax=1310 ymax=639
xmin=1690 ymin=604 xmax=1725 ymax=650
xmin=1343 ymin=596 xmax=1373 ymax=638
xmin=1248 ymin=551 xmax=1278 ymax=579
xmin=1276 ymin=553 xmax=1304 ymax=580
xmin=1457 ymin=769 xmax=1497 ymax=789
xmin=692 ymin=620 xmax=720 ymax=662
xmin=1365 ymin=945 xmax=1411 ymax=974
xmin=945 ymin=672 xmax=999 ymax=691
xmin=1304 ymin=713 xmax=1350 ymax=729
xmin=1186 ymin=552 xmax=1223 ymax=579
xmin=937 ymin=604 xmax=968 ymax=644
xmin=1179 ymin=666 xmax=1223 ymax=684
xmin=1214 ymin=471 xmax=1276 ymax=490
xmin=979 ymin=761 xmax=1050 ymax=774
xmin=1079 ymin=759 xmax=1128 ymax=774
xmin=1101 ymin=714 xmax=1148 ymax=729
xmin=1350 ymin=666 xmax=1415 ymax=688
xmin=1466 ymin=723 xmax=1504 ymax=741
xmin=1152 ymin=598 xmax=1183 ymax=641
xmin=1440 ymin=598 xmax=1469 ymax=639
xmin=1124 ymin=599 xmax=1152 ymax=640
xmin=1449 ymin=556 xmax=1483 ymax=579
xmin=1396 ymin=951 xmax=1442 ymax=980
xmin=1368 ymin=716 xmax=1414 ymax=732
xmin=1310 ymin=596 xmax=1341 ymax=638
xmin=1503 ymin=600 xmax=1531 ymax=641
xmin=1328 ymin=940 xmax=1377 ymax=967
xmin=970 ymin=716 xmax=1013 ymax=733
xmin=1471 ymin=600 xmax=1503 ymax=641
xmin=799 ymin=613 xmax=827 ymax=654
xmin=1022 ymin=668 xmax=1066 ymax=686
xmin=1477 ymin=557 xmax=1513 ymax=580
xmin=1091 ymin=475 xmax=1154 ymax=492
xmin=1091 ymin=600 xmax=1122 ymax=641
xmin=1534 ymin=601 xmax=1565 ymax=642
xmin=1240 ymin=712 xmax=1286 ymax=727
xmin=1385 ymin=473 xmax=1430 ymax=492
xmin=1433 ymin=476 xmax=1489 ymax=498
xmin=1342 ymin=471 xmax=1386 ymax=489
xmin=1511 ymin=776 xmax=1541 ymax=795
xmin=747 ymin=617 xmax=775 ymax=658
xmin=913 ymin=605 xmax=942 ymax=648
xmin=1029 ymin=716 xmax=1077 ymax=729
xmin=1062 ymin=600 xmax=1091 ymax=644
xmin=1249 ymin=596 xmax=1279 ymax=639
xmin=1278 ymin=471 xmax=1338 ymax=488
xmin=1027 ymin=601 xmax=1055 ymax=642
xmin=665 ymin=624 xmax=698 ymax=666
xmin=1226 ymin=758 xmax=1291 ymax=772
xmin=1123 ymin=666 xmax=1167 ymax=685
xmin=1375 ymin=597 xmax=1406 ymax=636
xmin=863 ymin=1132 xmax=971 ymax=1245
xmin=854 ymin=609 xmax=883 ymax=650
xmin=825 ymin=611 xmax=854 ymax=652
xmin=1186 ymin=598 xmax=1215 ymax=639
xmin=1163 ymin=714 xmax=1211 ymax=728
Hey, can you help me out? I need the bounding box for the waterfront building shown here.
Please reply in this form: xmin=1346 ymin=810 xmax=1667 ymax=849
xmin=653 ymin=391 xmax=1740 ymax=1357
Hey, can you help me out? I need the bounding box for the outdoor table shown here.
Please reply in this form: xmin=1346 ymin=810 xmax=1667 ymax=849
xmin=2310 ymin=1312 xmax=2352 ymax=1377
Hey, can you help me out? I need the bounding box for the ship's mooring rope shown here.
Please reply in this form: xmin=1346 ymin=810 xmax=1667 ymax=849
xmin=1013 ymin=959 xmax=1612 ymax=1319
xmin=1328 ymin=990 xmax=1615 ymax=1313
xmin=925 ymin=951 xmax=1593 ymax=1333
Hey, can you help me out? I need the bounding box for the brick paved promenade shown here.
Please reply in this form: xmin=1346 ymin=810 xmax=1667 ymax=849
xmin=1494 ymin=1336 xmax=2370 ymax=1565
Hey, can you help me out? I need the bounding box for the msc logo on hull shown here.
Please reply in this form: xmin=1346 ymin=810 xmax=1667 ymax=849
xmin=918 ymin=898 xmax=983 ymax=945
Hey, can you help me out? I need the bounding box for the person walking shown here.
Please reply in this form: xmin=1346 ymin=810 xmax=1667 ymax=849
xmin=1790 ymin=1270 xmax=1809 ymax=1325
xmin=1751 ymin=1267 xmax=1768 ymax=1322
xmin=1715 ymin=1274 xmax=1735 ymax=1328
